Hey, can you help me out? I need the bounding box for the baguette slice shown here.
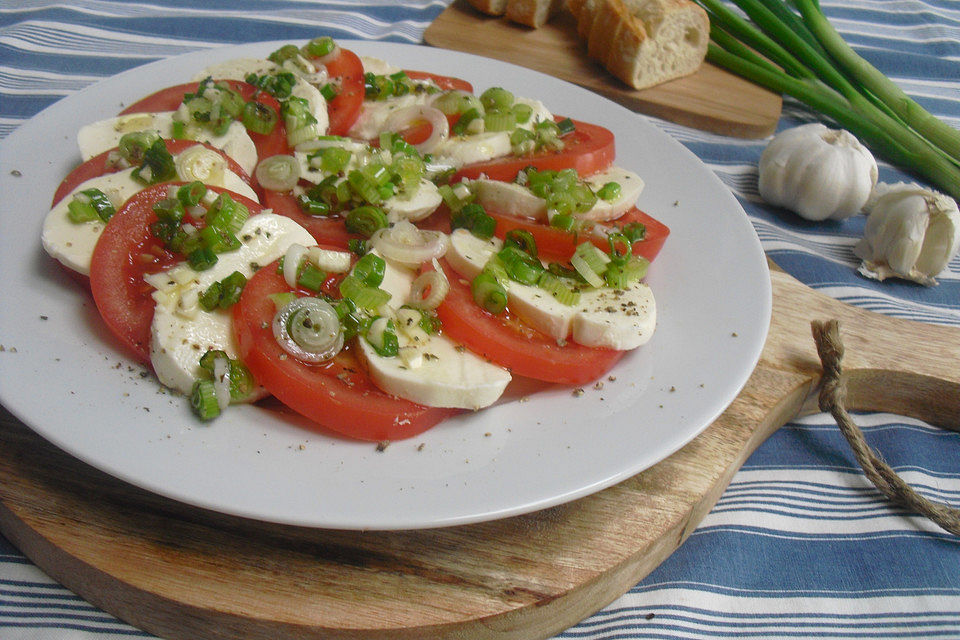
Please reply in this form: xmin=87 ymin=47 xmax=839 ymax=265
xmin=466 ymin=0 xmax=510 ymax=15
xmin=506 ymin=0 xmax=564 ymax=27
xmin=575 ymin=0 xmax=709 ymax=90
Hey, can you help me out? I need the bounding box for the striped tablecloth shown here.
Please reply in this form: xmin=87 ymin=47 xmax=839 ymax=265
xmin=1 ymin=1 xmax=958 ymax=637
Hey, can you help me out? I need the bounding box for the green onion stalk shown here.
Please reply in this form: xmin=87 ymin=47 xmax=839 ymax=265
xmin=696 ymin=0 xmax=960 ymax=201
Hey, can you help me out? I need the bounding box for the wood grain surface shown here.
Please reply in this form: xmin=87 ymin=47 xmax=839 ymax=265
xmin=1 ymin=261 xmax=958 ymax=640
xmin=423 ymin=0 xmax=783 ymax=138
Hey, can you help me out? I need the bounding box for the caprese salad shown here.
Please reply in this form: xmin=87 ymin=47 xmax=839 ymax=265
xmin=41 ymin=36 xmax=670 ymax=442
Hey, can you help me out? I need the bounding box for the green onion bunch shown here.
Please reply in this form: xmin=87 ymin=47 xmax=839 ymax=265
xmin=697 ymin=0 xmax=960 ymax=199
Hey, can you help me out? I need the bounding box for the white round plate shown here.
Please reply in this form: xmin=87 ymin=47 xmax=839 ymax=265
xmin=0 ymin=41 xmax=770 ymax=530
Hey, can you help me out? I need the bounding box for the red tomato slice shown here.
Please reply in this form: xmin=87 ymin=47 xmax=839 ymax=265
xmin=404 ymin=70 xmax=473 ymax=93
xmin=317 ymin=47 xmax=365 ymax=136
xmin=88 ymin=183 xmax=265 ymax=363
xmin=430 ymin=261 xmax=624 ymax=384
xmin=451 ymin=118 xmax=615 ymax=183
xmin=52 ymin=139 xmax=252 ymax=207
xmin=233 ymin=261 xmax=459 ymax=441
xmin=120 ymin=80 xmax=290 ymax=161
xmin=262 ymin=190 xmax=355 ymax=249
xmin=489 ymin=207 xmax=670 ymax=263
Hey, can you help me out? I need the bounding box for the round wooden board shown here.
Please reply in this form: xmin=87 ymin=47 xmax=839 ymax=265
xmin=1 ymin=263 xmax=958 ymax=640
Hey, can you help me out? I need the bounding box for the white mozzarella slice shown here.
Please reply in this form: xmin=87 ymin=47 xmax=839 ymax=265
xmin=193 ymin=58 xmax=330 ymax=136
xmin=470 ymin=166 xmax=645 ymax=224
xmin=360 ymin=56 xmax=403 ymax=76
xmin=471 ymin=179 xmax=547 ymax=221
xmin=150 ymin=213 xmax=317 ymax=395
xmin=356 ymin=253 xmax=511 ymax=410
xmin=77 ymin=112 xmax=258 ymax=175
xmin=432 ymin=131 xmax=512 ymax=168
xmin=446 ymin=229 xmax=656 ymax=350
xmin=347 ymin=94 xmax=435 ymax=141
xmin=41 ymin=160 xmax=256 ymax=277
xmin=575 ymin=167 xmax=646 ymax=222
xmin=383 ymin=179 xmax=442 ymax=222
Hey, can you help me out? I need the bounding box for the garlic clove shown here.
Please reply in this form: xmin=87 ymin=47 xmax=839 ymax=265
xmin=854 ymin=182 xmax=960 ymax=286
xmin=758 ymin=123 xmax=877 ymax=221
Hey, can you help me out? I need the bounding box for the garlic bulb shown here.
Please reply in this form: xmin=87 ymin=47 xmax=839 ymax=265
xmin=854 ymin=182 xmax=960 ymax=286
xmin=758 ymin=123 xmax=878 ymax=221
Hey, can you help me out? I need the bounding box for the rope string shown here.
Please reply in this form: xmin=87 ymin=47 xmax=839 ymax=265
xmin=811 ymin=319 xmax=960 ymax=536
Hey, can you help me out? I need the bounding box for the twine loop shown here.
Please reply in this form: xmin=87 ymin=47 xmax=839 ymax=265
xmin=811 ymin=320 xmax=960 ymax=536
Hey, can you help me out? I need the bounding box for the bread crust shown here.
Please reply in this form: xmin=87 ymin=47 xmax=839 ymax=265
xmin=572 ymin=0 xmax=709 ymax=89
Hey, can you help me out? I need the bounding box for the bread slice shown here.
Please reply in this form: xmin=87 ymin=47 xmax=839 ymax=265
xmin=572 ymin=0 xmax=709 ymax=89
xmin=506 ymin=0 xmax=564 ymax=27
xmin=466 ymin=0 xmax=510 ymax=15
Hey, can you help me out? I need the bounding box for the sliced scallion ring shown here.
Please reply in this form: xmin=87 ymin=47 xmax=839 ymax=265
xmin=255 ymin=154 xmax=301 ymax=192
xmin=175 ymin=144 xmax=227 ymax=185
xmin=370 ymin=220 xmax=449 ymax=267
xmin=407 ymin=269 xmax=450 ymax=310
xmin=383 ymin=105 xmax=449 ymax=154
xmin=272 ymin=297 xmax=344 ymax=364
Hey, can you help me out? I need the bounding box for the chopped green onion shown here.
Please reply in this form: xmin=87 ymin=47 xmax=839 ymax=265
xmin=352 ymin=253 xmax=386 ymax=287
xmin=497 ymin=245 xmax=544 ymax=285
xmin=365 ymin=316 xmax=399 ymax=357
xmin=255 ymin=154 xmax=300 ymax=192
xmin=537 ymin=271 xmax=581 ymax=306
xmin=319 ymin=83 xmax=338 ymax=101
xmin=205 ymin=193 xmax=249 ymax=235
xmin=303 ymin=36 xmax=336 ymax=58
xmin=451 ymin=203 xmax=496 ymax=239
xmin=177 ymin=181 xmax=207 ymax=207
xmin=132 ymin=139 xmax=177 ymax=185
xmin=471 ymin=272 xmax=508 ymax=314
xmin=556 ymin=118 xmax=576 ymax=136
xmin=339 ymin=274 xmax=391 ymax=310
xmin=483 ymin=109 xmax=515 ymax=132
xmin=597 ymin=182 xmax=621 ymax=201
xmin=480 ymin=87 xmax=515 ymax=111
xmin=190 ymin=379 xmax=220 ymax=421
xmin=503 ymin=229 xmax=538 ymax=260
xmin=67 ymin=188 xmax=115 ymax=223
xmin=241 ymin=101 xmax=278 ymax=135
xmin=345 ymin=205 xmax=388 ymax=237
xmin=297 ymin=263 xmax=327 ymax=292
xmin=118 ymin=131 xmax=161 ymax=166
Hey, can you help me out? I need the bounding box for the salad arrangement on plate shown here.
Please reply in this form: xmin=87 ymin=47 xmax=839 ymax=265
xmin=41 ymin=36 xmax=670 ymax=443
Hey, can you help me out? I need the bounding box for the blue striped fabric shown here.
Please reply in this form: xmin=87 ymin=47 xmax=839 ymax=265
xmin=1 ymin=1 xmax=959 ymax=638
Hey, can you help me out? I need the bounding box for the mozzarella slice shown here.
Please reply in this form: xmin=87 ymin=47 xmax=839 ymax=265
xmin=77 ymin=112 xmax=258 ymax=175
xmin=383 ymin=179 xmax=442 ymax=222
xmin=41 ymin=162 xmax=256 ymax=276
xmin=193 ymin=58 xmax=330 ymax=136
xmin=446 ymin=229 xmax=656 ymax=350
xmin=356 ymin=253 xmax=511 ymax=410
xmin=469 ymin=166 xmax=645 ymax=224
xmin=149 ymin=213 xmax=317 ymax=395
xmin=348 ymin=94 xmax=436 ymax=141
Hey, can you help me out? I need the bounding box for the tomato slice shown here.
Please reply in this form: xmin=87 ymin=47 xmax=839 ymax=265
xmin=88 ymin=183 xmax=265 ymax=363
xmin=317 ymin=47 xmax=365 ymax=136
xmin=489 ymin=206 xmax=670 ymax=263
xmin=451 ymin=118 xmax=615 ymax=182
xmin=404 ymin=70 xmax=473 ymax=93
xmin=233 ymin=261 xmax=458 ymax=441
xmin=430 ymin=261 xmax=624 ymax=384
xmin=53 ymin=139 xmax=253 ymax=206
xmin=120 ymin=80 xmax=290 ymax=161
xmin=262 ymin=190 xmax=355 ymax=249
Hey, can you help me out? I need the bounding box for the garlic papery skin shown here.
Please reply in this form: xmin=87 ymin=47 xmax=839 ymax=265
xmin=758 ymin=123 xmax=878 ymax=221
xmin=854 ymin=182 xmax=960 ymax=286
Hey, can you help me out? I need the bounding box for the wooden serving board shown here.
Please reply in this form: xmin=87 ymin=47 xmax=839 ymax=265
xmin=424 ymin=0 xmax=783 ymax=138
xmin=1 ymin=261 xmax=958 ymax=640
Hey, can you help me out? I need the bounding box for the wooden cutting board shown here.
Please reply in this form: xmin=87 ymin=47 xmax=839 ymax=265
xmin=1 ymin=261 xmax=958 ymax=640
xmin=423 ymin=0 xmax=782 ymax=138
